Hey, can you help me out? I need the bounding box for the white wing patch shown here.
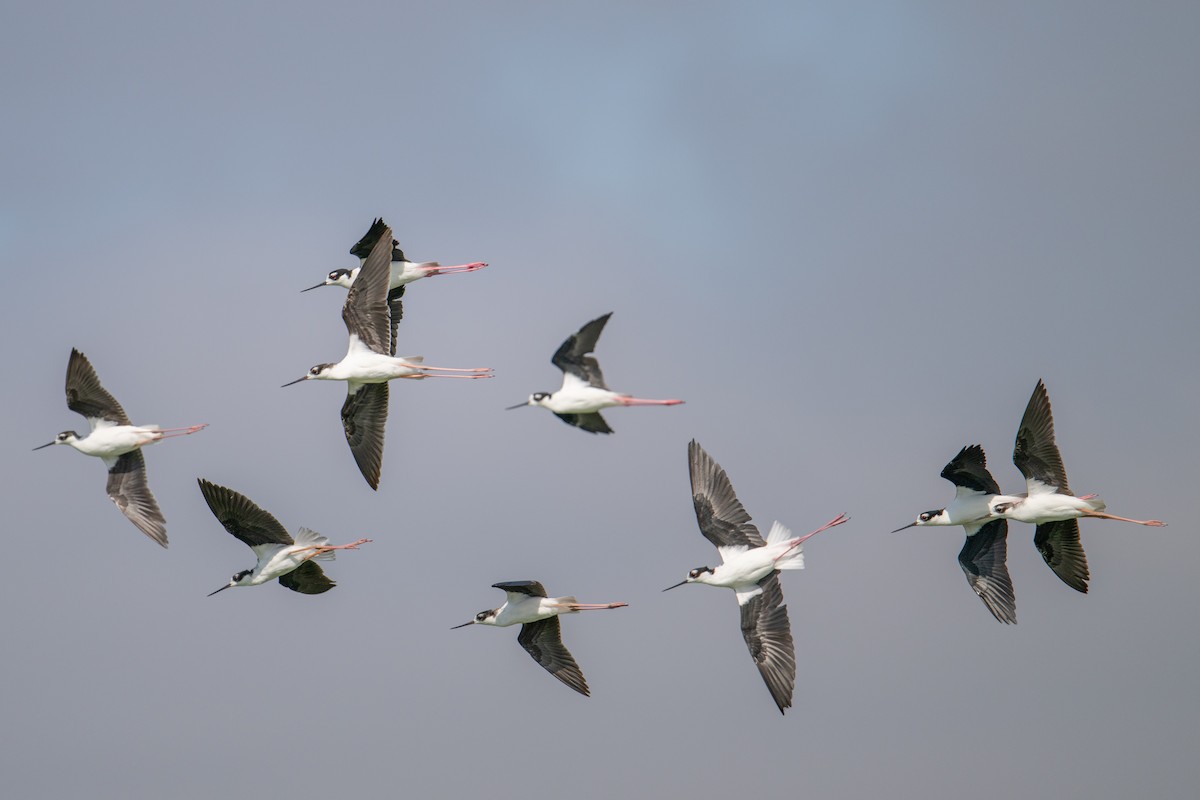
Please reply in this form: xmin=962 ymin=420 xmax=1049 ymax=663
xmin=717 ymin=545 xmax=750 ymax=565
xmin=734 ymin=583 xmax=765 ymax=606
xmin=1026 ymin=478 xmax=1058 ymax=495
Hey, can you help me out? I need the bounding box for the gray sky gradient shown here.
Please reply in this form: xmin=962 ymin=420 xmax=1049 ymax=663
xmin=2 ymin=2 xmax=1198 ymax=798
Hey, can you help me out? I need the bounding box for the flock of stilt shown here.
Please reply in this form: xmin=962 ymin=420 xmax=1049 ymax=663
xmin=34 ymin=219 xmax=1166 ymax=714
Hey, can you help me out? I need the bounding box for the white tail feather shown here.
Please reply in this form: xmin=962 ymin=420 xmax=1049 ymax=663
xmin=765 ymin=521 xmax=792 ymax=544
xmin=294 ymin=527 xmax=335 ymax=560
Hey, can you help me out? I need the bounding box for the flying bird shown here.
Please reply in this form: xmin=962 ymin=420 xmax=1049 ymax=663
xmin=33 ymin=348 xmax=207 ymax=547
xmin=285 ymin=222 xmax=492 ymax=489
xmin=452 ymin=580 xmax=627 ymax=697
xmin=663 ymin=440 xmax=848 ymax=714
xmin=893 ymin=445 xmax=1017 ymax=624
xmin=198 ymin=479 xmax=371 ymax=596
xmin=302 ymin=218 xmax=487 ymax=353
xmin=506 ymin=312 xmax=683 ymax=433
xmin=988 ymin=379 xmax=1166 ymax=593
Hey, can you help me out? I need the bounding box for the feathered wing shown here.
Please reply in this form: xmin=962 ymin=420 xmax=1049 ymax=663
xmin=197 ymin=478 xmax=293 ymax=547
xmin=1034 ymin=518 xmax=1089 ymax=593
xmin=66 ymin=348 xmax=131 ymax=427
xmin=278 ymin=559 xmax=336 ymax=595
xmin=492 ymin=580 xmax=548 ymax=598
xmin=106 ymin=450 xmax=167 ymax=547
xmin=1013 ymin=380 xmax=1071 ymax=494
xmin=551 ymin=313 xmax=611 ymax=389
xmin=553 ymin=411 xmax=613 ymax=434
xmin=349 ymin=217 xmax=405 ymax=262
xmin=341 ymin=383 xmax=389 ymax=490
xmin=517 ymin=617 xmax=590 ymax=697
xmin=688 ymin=440 xmax=765 ymax=549
xmin=941 ymin=445 xmax=1001 ymax=495
xmin=958 ymin=519 xmax=1017 ymax=624
xmin=342 ymin=222 xmax=395 ymax=356
xmin=386 ymin=286 xmax=405 ymax=355
xmin=739 ymin=573 xmax=796 ymax=714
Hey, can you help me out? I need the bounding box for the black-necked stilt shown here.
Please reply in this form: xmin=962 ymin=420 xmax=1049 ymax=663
xmin=663 ymin=440 xmax=848 ymax=714
xmin=988 ymin=379 xmax=1167 ymax=593
xmin=505 ymin=312 xmax=683 ymax=433
xmin=284 ymin=222 xmax=492 ymax=489
xmin=301 ymin=218 xmax=487 ymax=354
xmin=198 ymin=479 xmax=370 ymax=596
xmin=893 ymin=445 xmax=1017 ymax=624
xmin=452 ymin=580 xmax=627 ymax=697
xmin=33 ymin=348 xmax=207 ymax=547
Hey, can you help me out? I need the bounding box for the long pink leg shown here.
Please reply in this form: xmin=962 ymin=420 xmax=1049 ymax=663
xmin=616 ymin=397 xmax=685 ymax=406
xmin=1083 ymin=511 xmax=1166 ymax=527
xmin=157 ymin=424 xmax=209 ymax=439
xmin=411 ymin=365 xmax=493 ymax=373
xmin=421 ymin=262 xmax=488 ymax=277
xmin=301 ymin=538 xmax=373 ymax=559
xmin=552 ymin=602 xmax=628 ymax=611
xmin=416 ymin=373 xmax=492 ymax=379
xmin=777 ymin=513 xmax=851 ymax=561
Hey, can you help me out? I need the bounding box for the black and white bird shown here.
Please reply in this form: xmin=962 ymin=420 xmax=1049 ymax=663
xmin=506 ymin=312 xmax=683 ymax=433
xmin=302 ymin=218 xmax=487 ymax=353
xmin=284 ymin=222 xmax=492 ymax=489
xmin=33 ymin=348 xmax=207 ymax=547
xmin=663 ymin=440 xmax=848 ymax=714
xmin=198 ymin=479 xmax=371 ymax=596
xmin=988 ymin=379 xmax=1167 ymax=593
xmin=452 ymin=580 xmax=627 ymax=697
xmin=893 ymin=445 xmax=1017 ymax=624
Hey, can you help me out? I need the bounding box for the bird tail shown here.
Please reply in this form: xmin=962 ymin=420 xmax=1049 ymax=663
xmin=767 ymin=521 xmax=805 ymax=570
xmin=295 ymin=527 xmax=335 ymax=560
xmin=555 ymin=596 xmax=579 ymax=613
xmin=398 ymin=355 xmax=425 ymax=364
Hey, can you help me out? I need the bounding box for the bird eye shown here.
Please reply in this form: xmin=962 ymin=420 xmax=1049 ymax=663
xmin=475 ymin=612 xmax=488 ymax=621
xmin=919 ymin=513 xmax=930 ymax=522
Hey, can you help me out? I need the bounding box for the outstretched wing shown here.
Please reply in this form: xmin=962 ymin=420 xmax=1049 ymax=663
xmin=1013 ymin=380 xmax=1071 ymax=495
xmin=349 ymin=217 xmax=406 ymax=262
xmin=941 ymin=444 xmax=1001 ymax=495
xmin=958 ymin=519 xmax=1017 ymax=624
xmin=553 ymin=411 xmax=613 ymax=434
xmin=551 ymin=313 xmax=611 ymax=389
xmin=341 ymin=382 xmax=389 ymax=491
xmin=278 ymin=560 xmax=336 ymax=594
xmin=739 ymin=573 xmax=796 ymax=714
xmin=688 ymin=440 xmax=765 ymax=549
xmin=517 ymin=617 xmax=590 ymax=697
xmin=386 ymin=286 xmax=405 ymax=355
xmin=342 ymin=222 xmax=395 ymax=356
xmin=107 ymin=450 xmax=167 ymax=547
xmin=66 ymin=349 xmax=131 ymax=427
xmin=1034 ymin=519 xmax=1089 ymax=593
xmin=197 ymin=478 xmax=293 ymax=547
xmin=492 ymin=580 xmax=548 ymax=598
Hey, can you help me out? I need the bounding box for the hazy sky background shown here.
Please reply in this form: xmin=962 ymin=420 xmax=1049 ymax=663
xmin=2 ymin=2 xmax=1198 ymax=798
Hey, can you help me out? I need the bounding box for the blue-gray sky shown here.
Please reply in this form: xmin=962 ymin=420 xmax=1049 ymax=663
xmin=2 ymin=2 xmax=1198 ymax=798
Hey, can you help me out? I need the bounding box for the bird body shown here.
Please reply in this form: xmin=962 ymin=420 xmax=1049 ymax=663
xmin=35 ymin=348 xmax=207 ymax=547
xmin=991 ymin=491 xmax=1106 ymax=524
xmin=454 ymin=581 xmax=626 ymax=696
xmin=664 ymin=440 xmax=848 ymax=713
xmin=508 ymin=312 xmax=683 ymax=433
xmin=199 ymin=479 xmax=370 ymax=596
xmin=894 ymin=445 xmax=1017 ymax=624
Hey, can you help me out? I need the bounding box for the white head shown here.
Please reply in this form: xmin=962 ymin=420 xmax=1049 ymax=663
xmin=505 ymin=391 xmax=552 ymax=411
xmin=892 ymin=508 xmax=949 ymax=532
xmin=988 ymin=499 xmax=1016 ymax=518
xmin=451 ymin=608 xmax=499 ymax=629
xmin=662 ymin=566 xmax=716 ymax=591
xmin=207 ymin=568 xmax=253 ymax=596
xmin=33 ymin=431 xmax=81 ymax=450
xmin=282 ymin=363 xmax=337 ymax=386
xmin=300 ymin=268 xmax=355 ymax=292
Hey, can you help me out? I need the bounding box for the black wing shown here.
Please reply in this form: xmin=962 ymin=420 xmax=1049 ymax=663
xmin=517 ymin=617 xmax=590 ymax=697
xmin=553 ymin=411 xmax=613 ymax=434
xmin=492 ymin=580 xmax=548 ymax=598
xmin=349 ymin=217 xmax=406 ymax=262
xmin=958 ymin=519 xmax=1017 ymax=624
xmin=66 ymin=349 xmax=130 ymax=426
xmin=688 ymin=440 xmax=765 ymax=549
xmin=342 ymin=222 xmax=395 ymax=356
xmin=386 ymin=285 xmax=405 ymax=356
xmin=107 ymin=450 xmax=167 ymax=547
xmin=197 ymin=478 xmax=293 ymax=547
xmin=551 ymin=312 xmax=611 ymax=389
xmin=941 ymin=445 xmax=1001 ymax=495
xmin=739 ymin=573 xmax=796 ymax=715
xmin=278 ymin=560 xmax=336 ymax=595
xmin=1034 ymin=519 xmax=1089 ymax=593
xmin=341 ymin=382 xmax=389 ymax=491
xmin=1013 ymin=380 xmax=1071 ymax=494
